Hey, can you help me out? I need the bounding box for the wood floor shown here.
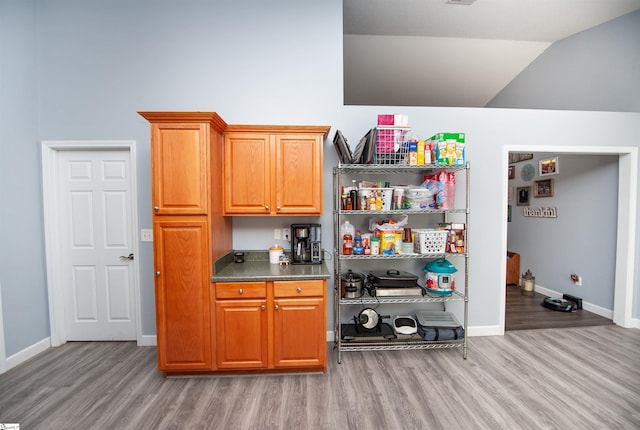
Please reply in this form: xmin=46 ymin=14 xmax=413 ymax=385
xmin=505 ymin=284 xmax=613 ymax=331
xmin=1 ymin=325 xmax=639 ymax=429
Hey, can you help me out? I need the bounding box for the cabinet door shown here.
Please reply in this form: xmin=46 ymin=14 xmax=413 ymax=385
xmin=273 ymin=297 xmax=326 ymax=369
xmin=151 ymin=122 xmax=209 ymax=215
xmin=274 ymin=134 xmax=323 ymax=215
xmin=224 ymin=133 xmax=271 ymax=214
xmin=215 ymin=299 xmax=268 ymax=369
xmin=154 ymin=217 xmax=211 ymax=371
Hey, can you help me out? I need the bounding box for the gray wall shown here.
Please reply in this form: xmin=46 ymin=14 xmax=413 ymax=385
xmin=507 ymin=154 xmax=619 ymax=309
xmin=0 ymin=0 xmax=51 ymax=356
xmin=488 ymin=10 xmax=640 ymax=112
xmin=1 ymin=0 xmax=640 ymax=358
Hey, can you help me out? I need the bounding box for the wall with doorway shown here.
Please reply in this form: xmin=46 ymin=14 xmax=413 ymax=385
xmin=507 ymin=153 xmax=619 ymax=311
xmin=1 ymin=0 xmax=640 ymax=364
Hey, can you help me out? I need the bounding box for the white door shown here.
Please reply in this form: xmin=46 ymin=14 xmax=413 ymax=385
xmin=57 ymin=149 xmax=136 ymax=340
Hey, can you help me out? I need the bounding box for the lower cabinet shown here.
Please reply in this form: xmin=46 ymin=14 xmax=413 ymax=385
xmin=214 ymin=279 xmax=326 ymax=372
xmin=154 ymin=217 xmax=212 ymax=371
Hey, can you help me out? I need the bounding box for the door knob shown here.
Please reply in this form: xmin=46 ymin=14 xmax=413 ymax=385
xmin=119 ymin=253 xmax=134 ymax=260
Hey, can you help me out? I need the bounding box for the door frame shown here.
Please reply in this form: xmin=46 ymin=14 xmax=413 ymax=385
xmin=501 ymin=145 xmax=638 ymax=331
xmin=41 ymin=140 xmax=142 ymax=346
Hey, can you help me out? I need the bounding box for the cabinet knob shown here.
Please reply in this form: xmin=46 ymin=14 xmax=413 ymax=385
xmin=297 ymin=287 xmax=302 ymax=293
xmin=153 ymin=206 xmax=159 ymax=212
xmin=261 ymin=305 xmax=266 ymax=311
xmin=276 ymin=206 xmax=281 ymax=211
xmin=274 ymin=305 xmax=279 ymax=310
xmin=238 ymin=289 xmax=243 ymax=295
xmin=264 ymin=205 xmax=269 ymax=211
xmin=155 ymin=271 xmax=160 ymax=277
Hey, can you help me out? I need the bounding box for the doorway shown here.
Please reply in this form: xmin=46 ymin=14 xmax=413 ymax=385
xmin=42 ymin=141 xmax=141 ymax=346
xmin=501 ymin=146 xmax=637 ymax=333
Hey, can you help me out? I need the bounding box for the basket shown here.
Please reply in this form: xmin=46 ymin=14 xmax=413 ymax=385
xmin=413 ymin=229 xmax=448 ymax=254
xmin=374 ymin=127 xmax=411 ymax=164
xmin=358 ymin=187 xmax=393 ymax=211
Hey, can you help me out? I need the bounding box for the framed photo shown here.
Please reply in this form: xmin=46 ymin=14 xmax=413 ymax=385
xmin=507 ymin=204 xmax=512 ymax=222
xmin=508 ymin=165 xmax=515 ymax=179
xmin=517 ymin=186 xmax=531 ymax=206
xmin=539 ymin=157 xmax=558 ymax=176
xmin=534 ymin=179 xmax=554 ymax=197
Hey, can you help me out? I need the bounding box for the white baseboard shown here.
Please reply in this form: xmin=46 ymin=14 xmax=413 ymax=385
xmin=139 ymin=334 xmax=157 ymax=346
xmin=534 ymin=284 xmax=614 ymax=319
xmin=4 ymin=337 xmax=51 ymax=372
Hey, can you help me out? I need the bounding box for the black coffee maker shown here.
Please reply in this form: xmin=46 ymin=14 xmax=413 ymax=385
xmin=291 ymin=224 xmax=322 ymax=264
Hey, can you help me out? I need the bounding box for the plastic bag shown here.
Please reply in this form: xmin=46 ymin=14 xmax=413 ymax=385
xmin=368 ymin=214 xmax=409 ymax=232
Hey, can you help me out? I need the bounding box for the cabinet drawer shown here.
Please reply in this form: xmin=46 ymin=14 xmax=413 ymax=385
xmin=273 ymin=280 xmax=324 ymax=298
xmin=215 ymin=282 xmax=267 ymax=299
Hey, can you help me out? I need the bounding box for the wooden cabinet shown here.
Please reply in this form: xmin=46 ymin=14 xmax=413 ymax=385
xmin=214 ymin=279 xmax=326 ymax=372
xmin=273 ymin=280 xmax=326 ymax=369
xmin=139 ymin=112 xmax=232 ymax=373
xmin=153 ymin=218 xmax=211 ymax=371
xmin=223 ymin=125 xmax=329 ymax=215
xmin=506 ymin=251 xmax=520 ymax=285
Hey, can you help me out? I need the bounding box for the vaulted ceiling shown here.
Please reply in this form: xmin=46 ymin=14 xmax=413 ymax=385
xmin=343 ymin=0 xmax=640 ymax=107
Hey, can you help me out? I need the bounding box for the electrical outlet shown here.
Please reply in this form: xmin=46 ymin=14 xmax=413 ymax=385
xmin=282 ymin=228 xmax=291 ymax=242
xmin=570 ymin=273 xmax=582 ymax=286
xmin=273 ymin=228 xmax=281 ymax=240
xmin=141 ymin=229 xmax=153 ymax=242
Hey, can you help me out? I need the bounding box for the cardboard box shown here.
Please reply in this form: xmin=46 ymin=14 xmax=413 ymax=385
xmin=428 ymin=133 xmax=465 ymax=165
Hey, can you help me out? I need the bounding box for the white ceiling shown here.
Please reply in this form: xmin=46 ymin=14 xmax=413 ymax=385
xmin=343 ymin=0 xmax=640 ymax=107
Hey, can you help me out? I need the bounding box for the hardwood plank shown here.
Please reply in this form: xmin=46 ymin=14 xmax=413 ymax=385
xmin=1 ymin=327 xmax=639 ymax=429
xmin=505 ymin=284 xmax=613 ymax=331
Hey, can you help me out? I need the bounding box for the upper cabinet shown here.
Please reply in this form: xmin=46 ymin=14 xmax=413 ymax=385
xmin=140 ymin=112 xmax=227 ymax=216
xmin=223 ymin=125 xmax=329 ymax=215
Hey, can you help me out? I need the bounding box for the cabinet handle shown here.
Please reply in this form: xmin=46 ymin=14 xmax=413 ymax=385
xmin=261 ymin=305 xmax=266 ymax=311
xmin=274 ymin=305 xmax=279 ymax=310
xmin=238 ymin=289 xmax=243 ymax=295
xmin=297 ymin=287 xmax=302 ymax=293
xmin=153 ymin=206 xmax=159 ymax=212
xmin=155 ymin=271 xmax=160 ymax=277
xmin=264 ymin=205 xmax=269 ymax=211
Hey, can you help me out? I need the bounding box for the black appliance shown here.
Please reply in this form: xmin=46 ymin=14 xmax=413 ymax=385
xmin=291 ymin=224 xmax=322 ymax=264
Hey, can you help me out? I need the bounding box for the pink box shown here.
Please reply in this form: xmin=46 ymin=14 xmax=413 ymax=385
xmin=377 ymin=114 xmax=394 ymax=126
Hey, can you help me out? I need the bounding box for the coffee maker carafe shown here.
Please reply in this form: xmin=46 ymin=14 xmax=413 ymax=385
xmin=291 ymin=224 xmax=321 ymax=264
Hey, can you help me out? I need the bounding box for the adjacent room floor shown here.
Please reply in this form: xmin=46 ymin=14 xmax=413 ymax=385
xmin=505 ymin=284 xmax=613 ymax=331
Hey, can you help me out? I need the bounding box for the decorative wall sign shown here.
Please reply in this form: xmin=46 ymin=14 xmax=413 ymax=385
xmin=539 ymin=157 xmax=558 ymax=176
xmin=509 ymin=153 xmax=533 ymax=164
xmin=523 ymin=207 xmax=558 ymax=218
xmin=508 ymin=165 xmax=515 ymax=179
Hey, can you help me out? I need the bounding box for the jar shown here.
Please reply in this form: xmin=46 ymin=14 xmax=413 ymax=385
xmin=269 ymin=245 xmax=283 ymax=264
xmin=370 ymin=237 xmax=380 ymax=255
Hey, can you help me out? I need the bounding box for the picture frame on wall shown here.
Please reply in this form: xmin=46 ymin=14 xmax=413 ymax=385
xmin=517 ymin=186 xmax=531 ymax=206
xmin=534 ymin=179 xmax=554 ymax=197
xmin=508 ymin=165 xmax=515 ymax=179
xmin=539 ymin=157 xmax=558 ymax=176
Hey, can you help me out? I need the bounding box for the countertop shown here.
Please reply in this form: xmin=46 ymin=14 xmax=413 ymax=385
xmin=212 ymin=251 xmax=332 ymax=282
